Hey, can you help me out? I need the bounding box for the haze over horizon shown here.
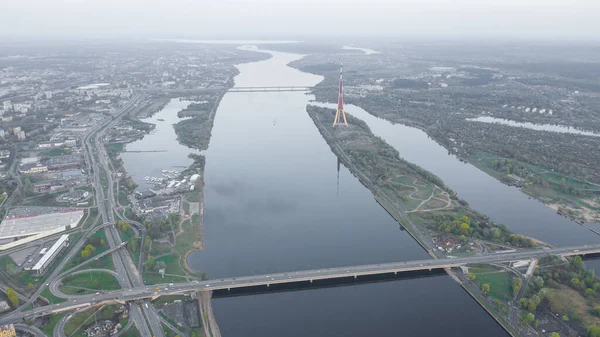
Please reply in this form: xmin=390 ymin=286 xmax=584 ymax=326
xmin=1 ymin=0 xmax=599 ymax=41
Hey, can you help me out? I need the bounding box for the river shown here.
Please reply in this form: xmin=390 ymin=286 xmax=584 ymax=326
xmin=120 ymin=98 xmax=198 ymax=190
xmin=182 ymin=49 xmax=508 ymax=337
xmin=115 ymin=44 xmax=600 ymax=336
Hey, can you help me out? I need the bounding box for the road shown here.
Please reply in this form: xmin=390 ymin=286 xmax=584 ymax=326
xmin=3 ymin=243 xmax=599 ymax=325
xmin=14 ymin=323 xmax=46 ymax=337
xmin=85 ymin=93 xmax=165 ymax=337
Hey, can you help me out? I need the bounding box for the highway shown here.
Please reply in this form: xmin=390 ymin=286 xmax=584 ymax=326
xmin=3 ymin=243 xmax=600 ymax=325
xmin=85 ymin=93 xmax=165 ymax=337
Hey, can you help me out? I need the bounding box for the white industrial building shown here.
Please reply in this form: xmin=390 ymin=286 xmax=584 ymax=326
xmin=30 ymin=234 xmax=69 ymax=275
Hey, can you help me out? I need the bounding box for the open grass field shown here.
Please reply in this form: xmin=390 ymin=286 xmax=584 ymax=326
xmin=473 ymin=270 xmax=512 ymax=301
xmin=41 ymin=313 xmax=65 ymax=336
xmin=60 ymin=271 xmax=120 ymax=294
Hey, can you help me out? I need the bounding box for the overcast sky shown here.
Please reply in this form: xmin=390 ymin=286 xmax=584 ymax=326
xmin=1 ymin=0 xmax=598 ymax=40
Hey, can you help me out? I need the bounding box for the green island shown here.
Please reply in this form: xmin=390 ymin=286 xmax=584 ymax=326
xmin=307 ymin=105 xmax=600 ymax=337
xmin=307 ymin=105 xmax=536 ymax=252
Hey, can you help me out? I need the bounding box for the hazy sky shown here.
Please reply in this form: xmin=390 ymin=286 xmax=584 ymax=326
xmin=1 ymin=0 xmax=598 ymax=40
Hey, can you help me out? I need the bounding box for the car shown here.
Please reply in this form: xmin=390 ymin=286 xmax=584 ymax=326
xmin=169 ymin=283 xmax=174 ymax=286
xmin=205 ymin=284 xmax=210 ymax=287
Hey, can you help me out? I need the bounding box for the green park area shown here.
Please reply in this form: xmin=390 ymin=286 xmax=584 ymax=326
xmin=59 ymin=270 xmax=120 ymax=295
xmin=40 ymin=313 xmax=66 ymax=336
xmin=469 ymin=152 xmax=600 ymax=222
xmin=465 ymin=255 xmax=600 ymax=336
xmin=61 ymin=229 xmax=111 ymax=272
xmin=468 ymin=264 xmax=515 ymax=302
xmin=40 ymin=287 xmax=66 ymax=304
xmin=137 ymin=200 xmax=205 ymax=284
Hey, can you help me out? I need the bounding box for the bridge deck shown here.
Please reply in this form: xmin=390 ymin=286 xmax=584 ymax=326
xmin=3 ymin=244 xmax=599 ymax=324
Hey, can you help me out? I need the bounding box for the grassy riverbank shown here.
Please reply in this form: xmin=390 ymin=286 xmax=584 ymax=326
xmin=469 ymin=152 xmax=600 ymax=223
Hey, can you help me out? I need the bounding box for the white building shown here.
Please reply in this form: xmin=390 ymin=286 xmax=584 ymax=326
xmin=30 ymin=235 xmax=69 ymax=275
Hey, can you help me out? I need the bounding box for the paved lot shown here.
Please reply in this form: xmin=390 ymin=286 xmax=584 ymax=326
xmin=0 ymin=210 xmax=84 ymax=239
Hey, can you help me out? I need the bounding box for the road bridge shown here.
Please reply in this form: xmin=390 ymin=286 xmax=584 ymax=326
xmin=228 ymin=86 xmax=312 ymax=92
xmin=3 ymin=243 xmax=599 ymax=324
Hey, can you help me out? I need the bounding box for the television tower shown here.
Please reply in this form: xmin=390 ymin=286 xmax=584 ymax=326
xmin=333 ymin=59 xmax=348 ymax=127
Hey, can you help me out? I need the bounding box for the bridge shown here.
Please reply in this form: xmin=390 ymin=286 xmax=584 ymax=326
xmin=2 ymin=243 xmax=598 ymax=324
xmin=228 ymin=86 xmax=312 ymax=92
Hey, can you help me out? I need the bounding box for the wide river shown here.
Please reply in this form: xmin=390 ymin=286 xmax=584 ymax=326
xmin=121 ymin=48 xmax=600 ymax=336
xmin=187 ymin=49 xmax=508 ymax=337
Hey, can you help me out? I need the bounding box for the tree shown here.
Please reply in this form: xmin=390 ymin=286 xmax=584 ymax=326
xmin=534 ymin=320 xmax=539 ymax=328
xmin=524 ymin=313 xmax=535 ymax=324
xmin=562 ymin=314 xmax=569 ymax=322
xmin=85 ymin=244 xmax=96 ymax=253
xmin=81 ymin=249 xmax=91 ymax=259
xmin=513 ymin=278 xmax=522 ymax=295
xmin=551 ymin=333 xmax=559 ymax=337
xmin=6 ymin=263 xmax=16 ymax=275
xmin=100 ymin=239 xmax=105 ymax=246
xmin=481 ymin=283 xmax=491 ymax=295
xmin=129 ymin=236 xmax=139 ymax=251
xmin=588 ymin=325 xmax=600 ymax=337
xmin=467 ymin=273 xmax=476 ymax=281
xmin=586 ymin=288 xmax=598 ymax=298
xmin=146 ymin=255 xmax=155 ymax=269
xmin=6 ymin=288 xmax=18 ymax=307
xmin=527 ymin=300 xmax=537 ymax=313
xmin=534 ymin=276 xmax=544 ymax=289
xmin=593 ymin=306 xmax=600 ymax=317
xmin=573 ymin=256 xmax=584 ymax=270
xmin=145 ymin=236 xmax=151 ymax=247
